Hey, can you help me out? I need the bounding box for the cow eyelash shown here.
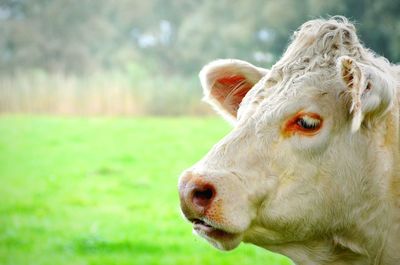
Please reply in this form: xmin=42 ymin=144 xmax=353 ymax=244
xmin=282 ymin=112 xmax=323 ymax=137
xmin=296 ymin=115 xmax=321 ymax=130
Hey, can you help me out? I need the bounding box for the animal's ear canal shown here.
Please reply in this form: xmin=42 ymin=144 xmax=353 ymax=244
xmin=337 ymin=56 xmax=395 ymax=132
xmin=199 ymin=59 xmax=268 ymax=122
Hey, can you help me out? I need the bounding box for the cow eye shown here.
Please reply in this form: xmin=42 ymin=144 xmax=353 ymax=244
xmin=282 ymin=112 xmax=323 ymax=137
xmin=296 ymin=115 xmax=321 ymax=130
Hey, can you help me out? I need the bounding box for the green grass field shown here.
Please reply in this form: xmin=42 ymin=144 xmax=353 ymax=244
xmin=0 ymin=116 xmax=293 ymax=265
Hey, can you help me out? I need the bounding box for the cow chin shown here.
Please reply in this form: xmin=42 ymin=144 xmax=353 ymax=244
xmin=194 ymin=227 xmax=243 ymax=251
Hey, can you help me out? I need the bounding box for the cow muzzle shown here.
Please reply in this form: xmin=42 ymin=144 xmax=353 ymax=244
xmin=178 ymin=169 xmax=248 ymax=250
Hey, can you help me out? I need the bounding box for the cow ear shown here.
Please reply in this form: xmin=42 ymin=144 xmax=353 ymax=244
xmin=200 ymin=59 xmax=268 ymax=123
xmin=337 ymin=56 xmax=396 ymax=132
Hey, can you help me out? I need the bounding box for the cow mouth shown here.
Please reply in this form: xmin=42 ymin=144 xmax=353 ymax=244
xmin=191 ymin=219 xmax=237 ymax=241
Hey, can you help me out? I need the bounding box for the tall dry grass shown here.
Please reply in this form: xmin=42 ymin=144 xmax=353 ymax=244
xmin=0 ymin=66 xmax=212 ymax=116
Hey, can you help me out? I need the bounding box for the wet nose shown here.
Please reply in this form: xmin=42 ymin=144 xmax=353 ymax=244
xmin=178 ymin=171 xmax=216 ymax=217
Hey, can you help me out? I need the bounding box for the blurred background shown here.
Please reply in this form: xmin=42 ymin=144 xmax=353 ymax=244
xmin=0 ymin=0 xmax=399 ymax=264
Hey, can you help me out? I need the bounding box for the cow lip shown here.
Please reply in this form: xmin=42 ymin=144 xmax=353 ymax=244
xmin=192 ymin=219 xmax=213 ymax=230
xmin=191 ymin=219 xmax=237 ymax=240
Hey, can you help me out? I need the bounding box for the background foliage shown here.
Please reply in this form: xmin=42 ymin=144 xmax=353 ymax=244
xmin=1 ymin=0 xmax=399 ymax=76
xmin=0 ymin=0 xmax=399 ymax=115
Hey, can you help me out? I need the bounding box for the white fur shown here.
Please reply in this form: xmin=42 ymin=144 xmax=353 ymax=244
xmin=179 ymin=17 xmax=400 ymax=265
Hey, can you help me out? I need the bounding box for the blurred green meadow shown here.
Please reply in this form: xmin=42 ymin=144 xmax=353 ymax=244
xmin=0 ymin=116 xmax=292 ymax=265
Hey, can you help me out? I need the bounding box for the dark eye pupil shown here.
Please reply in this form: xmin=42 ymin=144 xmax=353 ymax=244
xmin=297 ymin=118 xmax=318 ymax=130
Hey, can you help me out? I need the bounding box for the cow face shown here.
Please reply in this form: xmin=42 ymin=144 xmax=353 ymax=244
xmin=178 ymin=20 xmax=397 ymax=254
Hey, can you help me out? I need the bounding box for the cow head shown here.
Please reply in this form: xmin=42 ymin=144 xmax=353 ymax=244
xmin=178 ymin=17 xmax=400 ymax=263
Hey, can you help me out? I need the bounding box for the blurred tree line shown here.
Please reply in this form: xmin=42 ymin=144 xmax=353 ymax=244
xmin=0 ymin=0 xmax=399 ymax=76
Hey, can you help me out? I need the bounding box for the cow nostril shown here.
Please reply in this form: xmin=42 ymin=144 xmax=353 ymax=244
xmin=192 ymin=184 xmax=215 ymax=208
xmin=194 ymin=189 xmax=213 ymax=200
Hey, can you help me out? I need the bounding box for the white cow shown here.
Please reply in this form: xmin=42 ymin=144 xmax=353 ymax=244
xmin=178 ymin=17 xmax=400 ymax=265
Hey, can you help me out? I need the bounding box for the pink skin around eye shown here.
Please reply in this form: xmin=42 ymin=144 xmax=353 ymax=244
xmin=281 ymin=112 xmax=323 ymax=138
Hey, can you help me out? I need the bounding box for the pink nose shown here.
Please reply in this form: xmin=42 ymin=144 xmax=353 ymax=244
xmin=179 ymin=171 xmax=216 ymax=218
